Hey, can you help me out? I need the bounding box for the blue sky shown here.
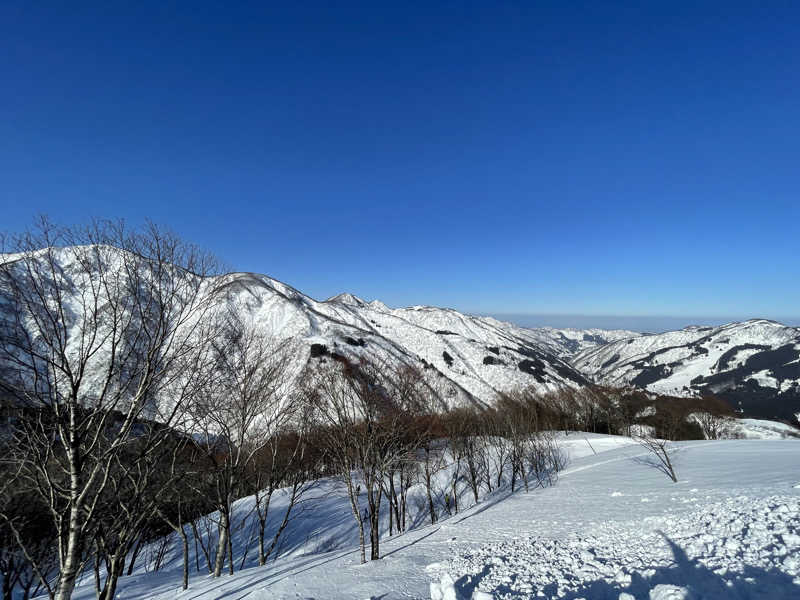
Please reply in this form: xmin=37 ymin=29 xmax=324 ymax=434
xmin=1 ymin=2 xmax=798 ymax=327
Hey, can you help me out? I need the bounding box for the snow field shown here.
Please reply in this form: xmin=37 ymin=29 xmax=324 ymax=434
xmin=60 ymin=436 xmax=800 ymax=600
xmin=432 ymin=495 xmax=800 ymax=599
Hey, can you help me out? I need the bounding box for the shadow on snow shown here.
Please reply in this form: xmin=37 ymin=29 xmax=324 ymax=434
xmin=453 ymin=533 xmax=800 ymax=600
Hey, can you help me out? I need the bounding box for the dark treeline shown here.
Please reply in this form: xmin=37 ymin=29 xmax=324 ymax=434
xmin=495 ymin=385 xmax=736 ymax=441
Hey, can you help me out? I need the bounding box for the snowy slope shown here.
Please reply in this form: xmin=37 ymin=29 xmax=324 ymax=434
xmin=0 ymin=247 xmax=634 ymax=410
xmin=573 ymin=319 xmax=800 ymax=422
xmin=182 ymin=272 xmax=609 ymax=408
xmin=63 ymin=436 xmax=800 ymax=600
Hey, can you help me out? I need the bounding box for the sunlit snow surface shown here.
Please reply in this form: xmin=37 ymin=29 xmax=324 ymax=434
xmin=64 ymin=436 xmax=800 ymax=600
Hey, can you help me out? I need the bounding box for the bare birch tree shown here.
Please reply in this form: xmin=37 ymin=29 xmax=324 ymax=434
xmin=0 ymin=219 xmax=220 ymax=600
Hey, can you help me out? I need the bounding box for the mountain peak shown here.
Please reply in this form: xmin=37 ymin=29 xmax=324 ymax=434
xmin=325 ymin=292 xmax=367 ymax=306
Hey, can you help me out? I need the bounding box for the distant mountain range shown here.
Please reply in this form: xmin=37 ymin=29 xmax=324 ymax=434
xmin=574 ymin=319 xmax=800 ymax=422
xmin=2 ymin=247 xmax=798 ymax=423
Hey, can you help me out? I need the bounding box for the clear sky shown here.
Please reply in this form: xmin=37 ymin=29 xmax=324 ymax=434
xmin=1 ymin=2 xmax=799 ymax=326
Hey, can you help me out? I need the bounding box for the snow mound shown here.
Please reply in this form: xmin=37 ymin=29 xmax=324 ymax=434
xmin=434 ymin=495 xmax=800 ymax=599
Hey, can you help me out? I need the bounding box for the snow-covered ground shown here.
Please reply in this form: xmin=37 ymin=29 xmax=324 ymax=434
xmin=433 ymin=494 xmax=800 ymax=599
xmin=60 ymin=434 xmax=800 ymax=599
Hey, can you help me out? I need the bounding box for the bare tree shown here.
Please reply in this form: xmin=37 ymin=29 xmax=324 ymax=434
xmin=496 ymin=394 xmax=534 ymax=493
xmin=305 ymin=358 xmax=430 ymax=562
xmin=526 ymin=431 xmax=568 ymax=488
xmin=485 ymin=410 xmax=512 ymax=490
xmin=691 ymin=396 xmax=735 ymax=440
xmin=0 ymin=453 xmax=57 ymax=600
xmin=154 ymin=439 xmax=209 ymax=591
xmin=419 ymin=429 xmax=446 ymax=523
xmin=248 ymin=421 xmax=318 ymax=567
xmin=88 ymin=424 xmax=205 ymax=599
xmin=382 ymin=451 xmax=417 ymax=535
xmin=451 ymin=412 xmax=487 ymax=505
xmin=692 ymin=411 xmax=730 ymax=440
xmin=495 ymin=390 xmax=568 ymax=493
xmin=441 ymin=410 xmax=473 ymax=513
xmin=634 ymin=433 xmax=678 ymax=483
xmin=0 ymin=219 xmax=220 ymax=600
xmin=186 ymin=309 xmax=295 ymax=577
xmin=383 ymin=366 xmax=440 ymax=531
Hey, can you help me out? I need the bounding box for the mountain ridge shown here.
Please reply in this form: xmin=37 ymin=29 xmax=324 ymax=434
xmin=573 ymin=318 xmax=800 ymax=422
xmin=3 ymin=246 xmax=798 ymax=421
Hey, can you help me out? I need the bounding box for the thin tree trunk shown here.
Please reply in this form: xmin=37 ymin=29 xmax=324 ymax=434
xmin=522 ymin=460 xmax=529 ymax=493
xmin=368 ymin=484 xmax=382 ymax=560
xmin=401 ymin=486 xmax=407 ymax=533
xmin=54 ymin=504 xmax=82 ymax=600
xmin=262 ymin=496 xmax=296 ymax=563
xmin=467 ymin=456 xmax=479 ymax=503
xmin=160 ymin=509 xmax=190 ymax=591
xmin=180 ymin=528 xmax=189 ymax=590
xmin=425 ymin=467 xmax=437 ymax=525
xmin=100 ymin=555 xmax=123 ymax=600
xmin=227 ymin=521 xmax=235 ymax=575
xmin=213 ymin=512 xmax=229 ymax=577
xmin=389 ymin=475 xmax=401 ymax=534
xmin=190 ymin=521 xmax=207 ymax=573
xmin=92 ymin=552 xmax=101 ymax=600
xmin=388 ymin=498 xmax=393 ymax=536
xmin=257 ymin=513 xmax=267 ymax=566
xmin=345 ymin=479 xmax=366 ymax=564
xmin=126 ymin=535 xmax=144 ymax=576
xmin=370 ymin=509 xmax=380 ymax=560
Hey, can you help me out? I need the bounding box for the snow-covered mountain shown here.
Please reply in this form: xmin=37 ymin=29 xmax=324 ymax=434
xmin=209 ymin=272 xmax=633 ymax=407
xmin=573 ymin=319 xmax=800 ymax=421
xmin=8 ymin=246 xmax=799 ymax=421
xmin=0 ymin=247 xmax=636 ymax=410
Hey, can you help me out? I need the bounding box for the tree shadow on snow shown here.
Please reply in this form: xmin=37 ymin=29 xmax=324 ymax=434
xmin=560 ymin=533 xmax=799 ymax=600
xmin=452 ymin=488 xmax=515 ymax=525
xmin=630 ymin=451 xmax=682 ymax=483
xmin=382 ymin=526 xmax=441 ymax=558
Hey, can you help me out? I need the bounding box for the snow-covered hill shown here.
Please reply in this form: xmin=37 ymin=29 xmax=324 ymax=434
xmin=573 ymin=319 xmax=800 ymax=422
xmin=64 ymin=436 xmax=800 ymax=600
